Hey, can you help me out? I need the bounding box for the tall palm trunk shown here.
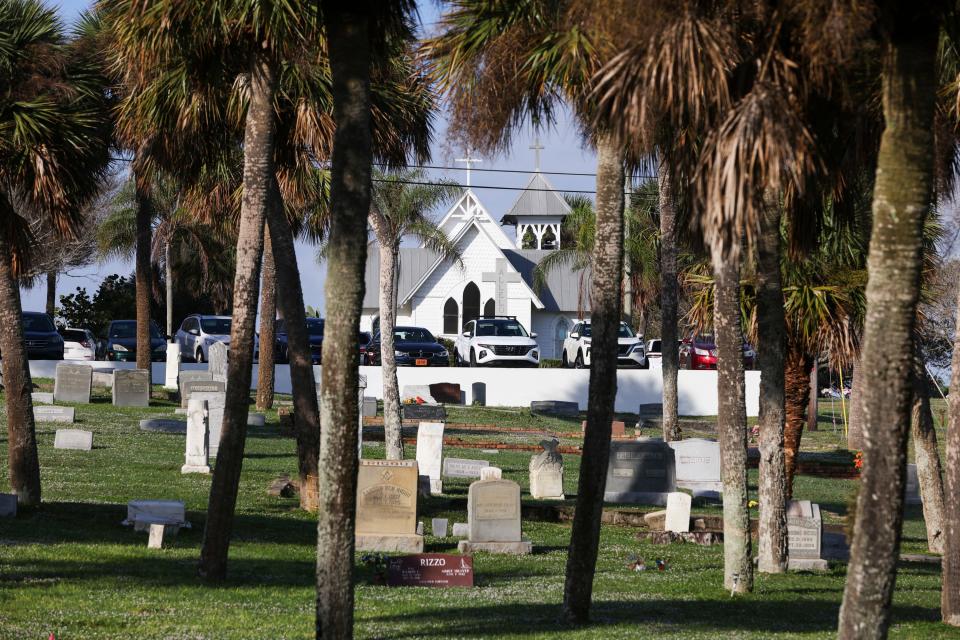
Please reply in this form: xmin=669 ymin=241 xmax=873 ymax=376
xmin=317 ymin=4 xmax=372 ymax=637
xmin=846 ymin=357 xmax=864 ymax=450
xmin=370 ymin=222 xmax=403 ymax=460
xmin=45 ymin=271 xmax=56 ymax=317
xmin=134 ymin=156 xmax=153 ymax=383
xmin=783 ymin=347 xmax=810 ymax=499
xmin=658 ymin=158 xmax=679 ymax=441
xmin=561 ymin=135 xmax=624 ymax=624
xmin=0 ymin=229 xmax=41 ymax=506
xmin=756 ymin=206 xmax=787 ymax=573
xmin=256 ymin=229 xmax=277 ymax=411
xmin=164 ymin=241 xmax=173 ymax=337
xmin=198 ymin=56 xmax=277 ymax=582
xmin=838 ymin=15 xmax=937 ymax=637
xmin=714 ymin=251 xmax=752 ymax=593
xmin=942 ymin=278 xmax=960 ymax=625
xmin=911 ymin=354 xmax=944 ymax=554
xmin=264 ymin=181 xmax=320 ymax=512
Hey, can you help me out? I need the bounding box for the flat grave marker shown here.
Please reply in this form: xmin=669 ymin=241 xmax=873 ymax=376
xmin=387 ymin=554 xmax=473 ymax=587
xmin=34 ymin=406 xmax=75 ymax=424
xmin=54 ymin=429 xmax=93 ymax=451
xmin=443 ymin=458 xmax=489 ymax=479
xmin=139 ymin=418 xmax=186 ymax=434
xmin=530 ymin=400 xmax=578 ymax=417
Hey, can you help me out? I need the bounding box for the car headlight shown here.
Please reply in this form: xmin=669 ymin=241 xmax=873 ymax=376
xmin=478 ymin=344 xmax=496 ymax=351
xmin=694 ymin=347 xmax=709 ymax=356
xmin=438 ymin=350 xmax=448 ymax=357
xmin=631 ymin=345 xmax=644 ymax=353
xmin=532 ymin=350 xmax=539 ymax=359
xmin=113 ymin=344 xmax=128 ymax=352
xmin=394 ymin=350 xmax=406 ymax=357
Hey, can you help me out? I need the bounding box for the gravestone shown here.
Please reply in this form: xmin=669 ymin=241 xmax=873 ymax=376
xmin=452 ymin=522 xmax=469 ymax=538
xmin=179 ymin=370 xmax=213 ymax=386
xmin=386 ymin=554 xmax=473 ymax=587
xmin=458 ymin=471 xmax=532 ymax=555
xmin=31 ymin=392 xmax=53 ymax=404
xmin=208 ymin=341 xmax=228 ymax=382
xmin=182 ymin=398 xmax=210 ymax=474
xmin=529 ymin=438 xmax=564 ymax=499
xmin=124 ymin=500 xmax=188 ymax=532
xmin=604 ymin=439 xmax=676 ymax=505
xmin=787 ymin=500 xmax=828 ymax=571
xmin=637 ymin=403 xmax=663 ymax=419
xmin=905 ymin=463 xmax=922 ymax=505
xmin=54 ymin=429 xmax=93 ymax=451
xmin=402 ymin=404 xmax=447 ymax=421
xmin=354 ymin=459 xmax=423 ymax=553
xmin=471 ymin=382 xmax=486 ymax=406
xmin=669 ymin=438 xmax=723 ymax=499
xmin=362 ymin=397 xmax=378 ymax=417
xmin=0 ymin=493 xmax=16 ymax=517
xmin=582 ymin=420 xmax=626 ymax=438
xmin=91 ymin=369 xmax=114 ymax=388
xmin=530 ymin=400 xmax=578 ymax=416
xmin=358 ymin=374 xmax=367 ymax=458
xmin=139 ymin=418 xmax=186 ymax=434
xmin=192 ymin=391 xmax=226 ymax=458
xmin=112 ymin=368 xmax=150 ymax=407
xmin=401 ymin=384 xmax=436 ymax=404
xmin=53 ymin=363 xmax=91 ymax=404
xmin=665 ymin=492 xmax=692 ymax=533
xmin=429 ymin=382 xmax=462 ymax=404
xmin=248 ymin=413 xmax=265 ymax=427
xmin=180 ymin=379 xmax=224 ymax=408
xmin=443 ymin=458 xmax=489 ymax=479
xmin=147 ymin=523 xmax=176 ymax=549
xmin=416 ymin=422 xmax=445 ymax=495
xmin=33 ymin=406 xmax=75 ymax=424
xmin=164 ymin=342 xmax=181 ymax=390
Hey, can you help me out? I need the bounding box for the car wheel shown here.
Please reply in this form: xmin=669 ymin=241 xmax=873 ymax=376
xmin=561 ymin=351 xmax=569 ymax=368
xmin=470 ymin=349 xmax=478 ymax=367
xmin=574 ymin=351 xmax=584 ymax=369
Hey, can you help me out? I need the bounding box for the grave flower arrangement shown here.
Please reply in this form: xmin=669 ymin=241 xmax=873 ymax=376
xmin=360 ymin=552 xmax=389 ymax=585
xmin=853 ymin=451 xmax=863 ymax=471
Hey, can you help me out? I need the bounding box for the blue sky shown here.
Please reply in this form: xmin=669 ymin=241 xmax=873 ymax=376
xmin=21 ymin=1 xmax=602 ymax=319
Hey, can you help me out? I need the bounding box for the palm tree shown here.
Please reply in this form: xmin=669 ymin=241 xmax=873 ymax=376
xmin=0 ymin=0 xmax=111 ymax=506
xmin=369 ymin=169 xmax=461 ymax=460
xmin=944 ymin=280 xmax=960 ymax=625
xmin=256 ymin=230 xmax=277 ymax=411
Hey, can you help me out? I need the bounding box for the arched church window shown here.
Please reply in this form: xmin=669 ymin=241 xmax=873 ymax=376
xmin=521 ymin=227 xmax=538 ymax=249
xmin=541 ymin=226 xmax=558 ymax=250
xmin=483 ymin=298 xmax=495 ymax=318
xmin=443 ymin=298 xmax=459 ymax=334
xmin=462 ymin=282 xmax=480 ymax=330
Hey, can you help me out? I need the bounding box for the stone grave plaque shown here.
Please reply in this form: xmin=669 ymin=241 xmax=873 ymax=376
xmin=164 ymin=342 xmax=181 ymax=390
xmin=148 ymin=523 xmax=176 ymax=549
xmin=208 ymin=341 xmax=228 ymax=382
xmin=429 ymin=382 xmax=462 ymax=404
xmin=530 ymin=400 xmax=578 ymax=416
xmin=402 ymin=384 xmax=436 ymax=404
xmin=113 ymin=369 xmax=150 ymax=407
xmin=355 ymin=459 xmax=423 ymax=553
xmin=787 ymin=499 xmax=827 ymax=571
xmin=402 ymin=404 xmax=447 ymax=421
xmin=416 ymin=422 xmax=445 ymax=495
xmin=471 ymin=382 xmax=486 ymax=406
xmin=452 ymin=522 xmax=469 ymax=538
xmin=180 ymin=379 xmax=225 ymax=408
xmin=34 ymin=406 xmax=75 ymax=423
xmin=665 ymin=492 xmax=692 ymax=533
xmin=182 ymin=398 xmax=210 ymax=474
xmin=443 ymin=458 xmax=489 ymax=479
xmin=248 ymin=413 xmax=265 ymax=427
xmin=179 ymin=370 xmax=213 ymax=386
xmin=638 ymin=403 xmax=663 ymax=419
xmin=54 ymin=429 xmax=93 ymax=451
xmin=53 ymin=363 xmax=92 ymax=404
xmin=0 ymin=493 xmax=16 ymax=517
xmin=669 ymin=438 xmax=723 ymax=498
xmin=387 ymin=554 xmax=473 ymax=587
xmin=604 ymin=439 xmax=676 ymax=506
xmin=31 ymin=392 xmax=53 ymax=404
xmin=139 ymin=418 xmax=186 ymax=434
xmin=529 ymin=438 xmax=564 ymax=499
xmin=91 ymin=369 xmax=114 ymax=388
xmin=124 ymin=499 xmax=187 ymax=532
xmin=459 ymin=477 xmax=531 ymax=554
xmin=905 ymin=463 xmax=921 ymax=505
xmin=362 ymin=397 xmax=378 ymax=417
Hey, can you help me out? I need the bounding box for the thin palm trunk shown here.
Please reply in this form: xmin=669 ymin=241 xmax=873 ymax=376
xmin=561 ymin=135 xmax=624 ymax=624
xmin=838 ymin=17 xmax=937 ymax=637
xmin=911 ymin=354 xmax=944 ymax=554
xmin=0 ymin=230 xmax=41 ymax=506
xmin=256 ymin=229 xmax=277 ymax=411
xmin=807 ymin=362 xmax=818 ymax=432
xmin=783 ymin=347 xmax=810 ymax=500
xmin=847 ymin=357 xmax=864 ymax=450
xmin=658 ymin=158 xmax=679 ymax=441
xmin=942 ymin=277 xmax=960 ymax=625
xmin=165 ymin=241 xmax=173 ymax=337
xmin=198 ymin=55 xmax=277 ymax=582
xmin=756 ymin=206 xmax=787 ymax=573
xmin=714 ymin=251 xmax=752 ymax=593
xmin=45 ymin=271 xmax=56 ymax=317
xmin=264 ymin=181 xmax=320 ymax=512
xmin=316 ymin=4 xmax=372 ymax=637
xmin=134 ymin=157 xmax=153 ymax=383
xmin=372 ymin=227 xmax=403 ymax=460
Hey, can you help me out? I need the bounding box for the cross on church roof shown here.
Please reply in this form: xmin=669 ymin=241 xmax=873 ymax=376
xmin=530 ymin=137 xmax=545 ymax=172
xmin=455 ymin=150 xmax=482 ymax=187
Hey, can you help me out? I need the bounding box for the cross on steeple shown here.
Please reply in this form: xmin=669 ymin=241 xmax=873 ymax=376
xmin=455 ymin=150 xmax=482 ymax=187
xmin=530 ymin=137 xmax=545 ymax=172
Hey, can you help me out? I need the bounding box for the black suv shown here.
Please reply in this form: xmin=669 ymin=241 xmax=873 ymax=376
xmin=21 ymin=312 xmax=64 ymax=360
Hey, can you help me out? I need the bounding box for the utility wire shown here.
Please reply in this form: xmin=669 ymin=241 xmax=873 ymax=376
xmin=372 ymin=177 xmax=659 ymax=196
xmin=374 ymin=162 xmax=657 ymax=180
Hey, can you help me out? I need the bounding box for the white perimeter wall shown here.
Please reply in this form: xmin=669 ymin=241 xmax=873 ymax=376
xmin=29 ymin=359 xmax=760 ymax=417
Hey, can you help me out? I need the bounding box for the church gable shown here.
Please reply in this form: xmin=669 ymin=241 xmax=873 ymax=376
xmin=435 ymin=189 xmax=515 ymax=250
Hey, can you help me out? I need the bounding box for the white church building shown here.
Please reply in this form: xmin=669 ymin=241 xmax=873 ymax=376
xmin=360 ymin=169 xmax=589 ymax=359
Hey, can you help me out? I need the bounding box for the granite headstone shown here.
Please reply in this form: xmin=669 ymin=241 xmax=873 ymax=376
xmin=604 ymin=438 xmax=676 ymax=505
xmin=787 ymin=499 xmax=828 ymax=571
xmin=53 ymin=363 xmax=92 ymax=404
xmin=112 ymin=368 xmax=150 ymax=407
xmin=443 ymin=457 xmax=489 ymax=479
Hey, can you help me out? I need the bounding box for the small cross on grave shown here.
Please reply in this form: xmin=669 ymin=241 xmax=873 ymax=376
xmin=482 ymin=258 xmax=522 ymax=315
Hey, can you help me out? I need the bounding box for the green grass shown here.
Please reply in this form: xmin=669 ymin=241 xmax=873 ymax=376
xmin=0 ymin=384 xmax=952 ymax=638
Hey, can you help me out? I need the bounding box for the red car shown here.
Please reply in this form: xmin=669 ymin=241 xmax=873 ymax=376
xmin=679 ymin=334 xmax=756 ymax=370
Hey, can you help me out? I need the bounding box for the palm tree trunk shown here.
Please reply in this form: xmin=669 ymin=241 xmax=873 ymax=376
xmin=806 ymin=362 xmax=818 ymax=432
xmin=942 ymin=278 xmax=960 ymax=625
xmin=264 ymin=181 xmax=320 ymax=512
xmin=911 ymin=353 xmax=944 ymax=554
xmin=846 ymin=357 xmax=864 ymax=450
xmin=370 ymin=217 xmax=403 ymax=460
xmin=658 ymin=158 xmax=679 ymax=441
xmin=317 ymin=4 xmax=372 ymax=637
xmin=0 ymin=229 xmax=41 ymax=506
xmin=198 ymin=55 xmax=277 ymax=582
xmin=756 ymin=206 xmax=787 ymax=573
xmin=165 ymin=241 xmax=173 ymax=338
xmin=45 ymin=271 xmax=56 ymax=317
xmin=714 ymin=251 xmax=752 ymax=593
xmin=783 ymin=347 xmax=810 ymax=500
xmin=256 ymin=228 xmax=277 ymax=412
xmin=561 ymin=134 xmax=624 ymax=624
xmin=134 ymin=156 xmax=153 ymax=383
xmin=838 ymin=15 xmax=938 ymax=637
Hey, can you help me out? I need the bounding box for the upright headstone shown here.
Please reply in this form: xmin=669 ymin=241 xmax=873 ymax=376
xmin=471 ymin=382 xmax=486 ymax=406
xmin=180 ymin=379 xmax=225 ymax=408
xmin=529 ymin=438 xmax=565 ymax=499
xmin=124 ymin=500 xmax=187 ymax=532
xmin=604 ymin=439 xmax=676 ymax=505
xmin=786 ymin=500 xmax=828 ymax=571
xmin=91 ymin=369 xmax=114 ymax=388
xmin=416 ymin=422 xmax=445 ymax=495
xmin=192 ymin=391 xmax=226 ymax=458
xmin=53 ymin=429 xmax=93 ymax=451
xmin=33 ymin=406 xmax=75 ymax=423
xmin=208 ymin=341 xmax=229 ymax=382
xmin=358 ymin=374 xmax=367 ymax=458
xmin=668 ymin=438 xmax=723 ymax=499
xmin=429 ymin=382 xmax=461 ymax=404
xmin=147 ymin=523 xmax=175 ymax=549
xmin=0 ymin=493 xmax=17 ymax=517
xmin=458 ymin=470 xmax=531 ymax=555
xmin=443 ymin=458 xmax=490 ymax=479
xmin=164 ymin=342 xmax=181 ymax=390
xmin=31 ymin=392 xmax=54 ymax=404
xmin=354 ymin=459 xmax=424 ymax=553
xmin=179 ymin=369 xmax=213 ymax=387
xmin=362 ymin=397 xmax=378 ymax=417
xmin=665 ymin=492 xmax=692 ymax=533
xmin=905 ymin=463 xmax=922 ymax=505
xmin=112 ymin=369 xmax=150 ymax=407
xmin=53 ymin=363 xmax=91 ymax=404
xmin=402 ymin=385 xmax=437 ymax=404
xmin=582 ymin=420 xmax=626 ymax=437
xmin=182 ymin=398 xmax=210 ymax=474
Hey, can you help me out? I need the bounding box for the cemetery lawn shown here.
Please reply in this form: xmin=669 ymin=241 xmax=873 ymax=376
xmin=0 ymin=384 xmax=951 ymax=639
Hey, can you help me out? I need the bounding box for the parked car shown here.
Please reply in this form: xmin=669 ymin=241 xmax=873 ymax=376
xmin=175 ymin=314 xmax=259 ymax=363
xmin=60 ymin=327 xmax=97 ymax=361
xmin=358 ymin=331 xmax=372 ymax=365
xmin=275 ymin=317 xmax=325 ymax=364
xmin=366 ymin=326 xmax=449 ymax=367
xmin=20 ymin=311 xmax=64 ymax=360
xmin=561 ymin=320 xmax=647 ymax=368
xmin=679 ymin=334 xmax=756 ymax=370
xmin=645 ymin=338 xmax=662 ymax=364
xmin=454 ymin=316 xmax=539 ymax=367
xmin=99 ymin=320 xmax=166 ymax=361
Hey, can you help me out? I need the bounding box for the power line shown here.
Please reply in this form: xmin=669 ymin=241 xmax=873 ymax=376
xmin=372 ymin=177 xmax=659 ymax=196
xmin=375 ymin=162 xmax=657 ymax=180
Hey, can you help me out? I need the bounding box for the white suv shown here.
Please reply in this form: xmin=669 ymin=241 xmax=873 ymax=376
xmin=454 ymin=316 xmax=540 ymax=367
xmin=561 ymin=321 xmax=647 ymax=368
xmin=175 ymin=314 xmax=259 ymax=363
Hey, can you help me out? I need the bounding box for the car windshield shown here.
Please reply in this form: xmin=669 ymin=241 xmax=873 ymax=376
xmin=579 ymin=324 xmax=634 ymax=338
xmin=110 ymin=322 xmax=162 ymax=339
xmin=476 ymin=319 xmax=528 ymax=337
xmin=358 ymin=332 xmax=371 ymax=345
xmin=62 ymin=329 xmax=88 ymax=343
xmin=394 ymin=328 xmax=434 ymax=343
xmin=200 ymin=317 xmax=232 ymax=335
xmin=694 ymin=334 xmax=716 ymax=345
xmin=307 ymin=318 xmax=324 ymax=335
xmin=23 ymin=313 xmax=55 ymax=332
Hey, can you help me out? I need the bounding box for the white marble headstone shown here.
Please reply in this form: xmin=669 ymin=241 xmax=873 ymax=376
xmin=415 ymin=421 xmax=445 ymax=494
xmin=669 ymin=438 xmax=723 ymax=498
xmin=182 ymin=398 xmax=210 ymax=474
xmin=164 ymin=342 xmax=181 ymax=390
xmin=54 ymin=429 xmax=93 ymax=451
xmin=665 ymin=492 xmax=692 ymax=533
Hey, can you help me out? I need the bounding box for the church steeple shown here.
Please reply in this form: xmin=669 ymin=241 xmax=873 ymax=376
xmin=500 ymin=141 xmax=570 ymax=250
